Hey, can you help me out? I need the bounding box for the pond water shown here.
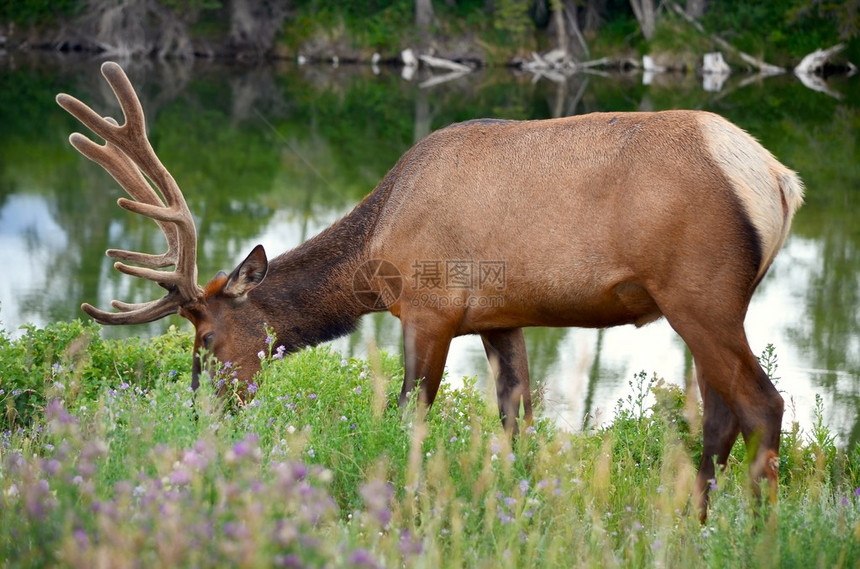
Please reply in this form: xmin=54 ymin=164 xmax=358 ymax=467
xmin=1 ymin=53 xmax=857 ymax=443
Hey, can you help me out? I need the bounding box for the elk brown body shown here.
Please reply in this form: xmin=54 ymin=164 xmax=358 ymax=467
xmin=58 ymin=62 xmax=803 ymax=521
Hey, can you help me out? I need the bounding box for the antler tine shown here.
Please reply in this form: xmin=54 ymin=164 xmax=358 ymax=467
xmin=81 ymin=290 xmax=186 ymax=325
xmin=67 ymin=131 xmax=180 ymax=269
xmin=57 ymin=61 xmax=203 ymax=325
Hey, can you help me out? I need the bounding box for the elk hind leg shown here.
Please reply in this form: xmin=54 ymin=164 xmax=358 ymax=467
xmin=481 ymin=328 xmax=533 ymax=435
xmin=695 ymin=376 xmax=741 ymax=522
xmin=684 ymin=329 xmax=783 ymax=514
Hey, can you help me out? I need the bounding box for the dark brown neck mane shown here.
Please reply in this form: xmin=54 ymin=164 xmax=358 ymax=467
xmin=249 ymin=180 xmax=393 ymax=351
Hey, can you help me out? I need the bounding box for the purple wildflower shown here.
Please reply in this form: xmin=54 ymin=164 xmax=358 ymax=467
xmin=399 ymin=529 xmax=424 ymax=556
xmin=45 ymin=399 xmax=75 ymax=426
xmin=169 ymin=468 xmax=192 ymax=486
xmin=229 ymin=434 xmax=260 ymax=462
xmin=73 ymin=528 xmax=89 ymax=548
xmin=348 ymin=548 xmax=379 ymax=568
xmin=275 ymin=553 xmax=303 ymax=568
xmin=360 ymin=479 xmax=393 ymax=527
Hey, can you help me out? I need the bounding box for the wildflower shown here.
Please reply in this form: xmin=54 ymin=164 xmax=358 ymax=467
xmin=354 ymin=385 xmax=362 ymax=395
xmin=73 ymin=528 xmax=89 ymax=549
xmin=228 ymin=434 xmax=260 ymax=462
xmin=525 ymin=425 xmax=536 ymax=435
xmin=854 ymin=487 xmax=860 ymax=497
xmin=274 ymin=345 xmax=286 ymax=359
xmin=45 ymin=399 xmax=76 ymax=427
xmin=42 ymin=459 xmax=61 ymax=476
xmin=708 ymin=478 xmax=717 ymax=491
xmin=519 ymin=479 xmax=530 ymax=495
xmin=360 ymin=479 xmax=394 ymax=527
xmin=307 ymin=447 xmax=315 ymax=458
xmin=308 ymin=393 xmax=317 ymax=400
xmin=257 ymin=350 xmax=266 ymax=359
xmin=52 ymin=362 xmax=63 ymax=374
xmin=266 ymin=334 xmax=274 ymax=345
xmin=248 ymin=382 xmax=259 ymax=395
xmin=169 ymin=468 xmax=192 ymax=486
xmin=399 ymin=529 xmax=424 ymax=556
xmin=348 ymin=549 xmax=379 ymax=568
xmin=274 ymin=553 xmax=302 ymax=568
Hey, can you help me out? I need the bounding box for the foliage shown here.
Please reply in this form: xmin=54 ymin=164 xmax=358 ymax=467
xmin=2 ymin=322 xmax=860 ymax=567
xmin=1 ymin=0 xmax=858 ymax=64
xmin=702 ymin=0 xmax=860 ymax=64
xmin=0 ymin=0 xmax=79 ymax=25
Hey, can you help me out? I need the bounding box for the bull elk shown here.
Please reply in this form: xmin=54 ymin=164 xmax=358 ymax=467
xmin=58 ymin=62 xmax=802 ymax=520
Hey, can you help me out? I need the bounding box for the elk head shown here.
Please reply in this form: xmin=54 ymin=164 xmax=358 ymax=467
xmin=57 ymin=62 xmax=273 ymax=389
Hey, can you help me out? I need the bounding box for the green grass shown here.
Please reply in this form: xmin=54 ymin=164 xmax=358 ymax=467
xmin=1 ymin=322 xmax=859 ymax=567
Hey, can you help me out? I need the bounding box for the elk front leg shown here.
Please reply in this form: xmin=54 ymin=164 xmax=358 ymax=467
xmin=481 ymin=328 xmax=533 ymax=435
xmin=399 ymin=316 xmax=455 ymax=409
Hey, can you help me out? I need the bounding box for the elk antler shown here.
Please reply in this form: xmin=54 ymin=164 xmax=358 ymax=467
xmin=57 ymin=62 xmax=203 ymax=325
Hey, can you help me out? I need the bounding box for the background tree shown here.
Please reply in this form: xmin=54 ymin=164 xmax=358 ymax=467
xmin=686 ymin=0 xmax=707 ymax=19
xmin=629 ymin=0 xmax=656 ymax=40
xmin=416 ymin=0 xmax=436 ymax=45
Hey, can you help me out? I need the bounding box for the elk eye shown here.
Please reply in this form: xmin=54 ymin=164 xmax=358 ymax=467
xmin=202 ymin=332 xmax=215 ymax=349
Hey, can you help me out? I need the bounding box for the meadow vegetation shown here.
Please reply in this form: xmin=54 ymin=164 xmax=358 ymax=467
xmin=1 ymin=320 xmax=859 ymax=567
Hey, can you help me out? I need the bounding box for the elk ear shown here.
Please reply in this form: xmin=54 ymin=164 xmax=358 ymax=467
xmin=223 ymin=245 xmax=268 ymax=298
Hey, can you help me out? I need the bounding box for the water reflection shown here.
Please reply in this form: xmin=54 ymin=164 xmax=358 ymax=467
xmin=1 ymin=55 xmax=857 ymax=443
